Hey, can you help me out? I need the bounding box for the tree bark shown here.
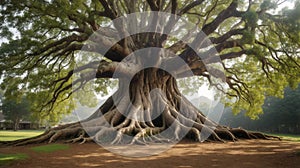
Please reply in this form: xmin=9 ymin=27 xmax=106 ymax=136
xmin=13 ymin=119 xmax=19 ymax=131
xmin=0 ymin=68 xmax=280 ymax=146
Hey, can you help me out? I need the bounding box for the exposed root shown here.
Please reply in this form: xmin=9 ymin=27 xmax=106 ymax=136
xmin=0 ymin=111 xmax=279 ymax=146
xmin=0 ymin=72 xmax=280 ymax=146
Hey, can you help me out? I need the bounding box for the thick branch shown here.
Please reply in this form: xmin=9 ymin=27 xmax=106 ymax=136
xmin=146 ymin=0 xmax=160 ymax=11
xmin=219 ymin=50 xmax=246 ymax=60
xmin=98 ymin=0 xmax=118 ymax=19
xmin=179 ymin=0 xmax=205 ymax=15
xmin=210 ymin=28 xmax=245 ymax=44
xmin=96 ymin=60 xmax=140 ymax=78
xmin=201 ymin=0 xmax=240 ymax=35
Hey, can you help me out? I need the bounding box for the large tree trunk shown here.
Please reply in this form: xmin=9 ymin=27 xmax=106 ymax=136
xmin=1 ymin=68 xmax=279 ymax=146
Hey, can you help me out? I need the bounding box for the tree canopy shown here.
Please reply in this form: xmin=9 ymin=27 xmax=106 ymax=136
xmin=0 ymin=0 xmax=299 ymax=120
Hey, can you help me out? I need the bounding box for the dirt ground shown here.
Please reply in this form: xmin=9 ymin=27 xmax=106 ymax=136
xmin=1 ymin=140 xmax=300 ymax=168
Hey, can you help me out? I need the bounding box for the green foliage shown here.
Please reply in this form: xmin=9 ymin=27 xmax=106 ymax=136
xmin=246 ymin=45 xmax=269 ymax=61
xmin=274 ymin=1 xmax=300 ymax=46
xmin=224 ymin=1 xmax=300 ymax=118
xmin=224 ymin=51 xmax=300 ymax=118
xmin=177 ymin=77 xmax=205 ymax=96
xmin=241 ymin=30 xmax=255 ymax=45
xmin=0 ymin=0 xmax=115 ymax=123
xmin=260 ymin=0 xmax=277 ymax=10
xmin=242 ymin=9 xmax=258 ymax=28
xmin=1 ymin=95 xmax=31 ymax=129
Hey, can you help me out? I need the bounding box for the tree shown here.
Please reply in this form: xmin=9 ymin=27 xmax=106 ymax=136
xmin=1 ymin=96 xmax=30 ymax=131
xmin=0 ymin=0 xmax=299 ymax=145
xmin=221 ymin=84 xmax=300 ymax=134
xmin=263 ymin=86 xmax=300 ymax=133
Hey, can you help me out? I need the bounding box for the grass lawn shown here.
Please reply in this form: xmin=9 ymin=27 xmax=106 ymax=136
xmin=0 ymin=131 xmax=69 ymax=165
xmin=268 ymin=133 xmax=300 ymax=142
xmin=0 ymin=153 xmax=29 ymax=166
xmin=31 ymin=144 xmax=69 ymax=153
xmin=0 ymin=130 xmax=44 ymax=141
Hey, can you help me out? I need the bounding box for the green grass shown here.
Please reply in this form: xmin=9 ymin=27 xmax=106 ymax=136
xmin=268 ymin=133 xmax=300 ymax=142
xmin=0 ymin=130 xmax=44 ymax=141
xmin=31 ymin=144 xmax=69 ymax=153
xmin=0 ymin=153 xmax=29 ymax=166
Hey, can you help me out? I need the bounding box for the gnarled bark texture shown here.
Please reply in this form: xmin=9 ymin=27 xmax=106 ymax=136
xmin=1 ymin=68 xmax=279 ymax=146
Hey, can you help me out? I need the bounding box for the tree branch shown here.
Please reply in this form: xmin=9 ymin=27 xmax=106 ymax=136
xmin=210 ymin=28 xmax=245 ymax=44
xmin=146 ymin=0 xmax=160 ymax=11
xmin=96 ymin=60 xmax=140 ymax=78
xmin=201 ymin=0 xmax=240 ymax=35
xmin=98 ymin=0 xmax=118 ymax=19
xmin=179 ymin=0 xmax=205 ymax=15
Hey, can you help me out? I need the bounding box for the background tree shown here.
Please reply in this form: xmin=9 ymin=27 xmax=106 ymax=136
xmin=0 ymin=0 xmax=299 ymax=145
xmin=221 ymin=84 xmax=300 ymax=134
xmin=1 ymin=96 xmax=30 ymax=131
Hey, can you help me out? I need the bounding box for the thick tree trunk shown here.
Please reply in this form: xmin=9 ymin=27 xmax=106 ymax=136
xmin=1 ymin=68 xmax=279 ymax=146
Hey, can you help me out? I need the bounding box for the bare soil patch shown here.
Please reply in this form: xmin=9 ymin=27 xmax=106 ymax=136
xmin=1 ymin=140 xmax=300 ymax=168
